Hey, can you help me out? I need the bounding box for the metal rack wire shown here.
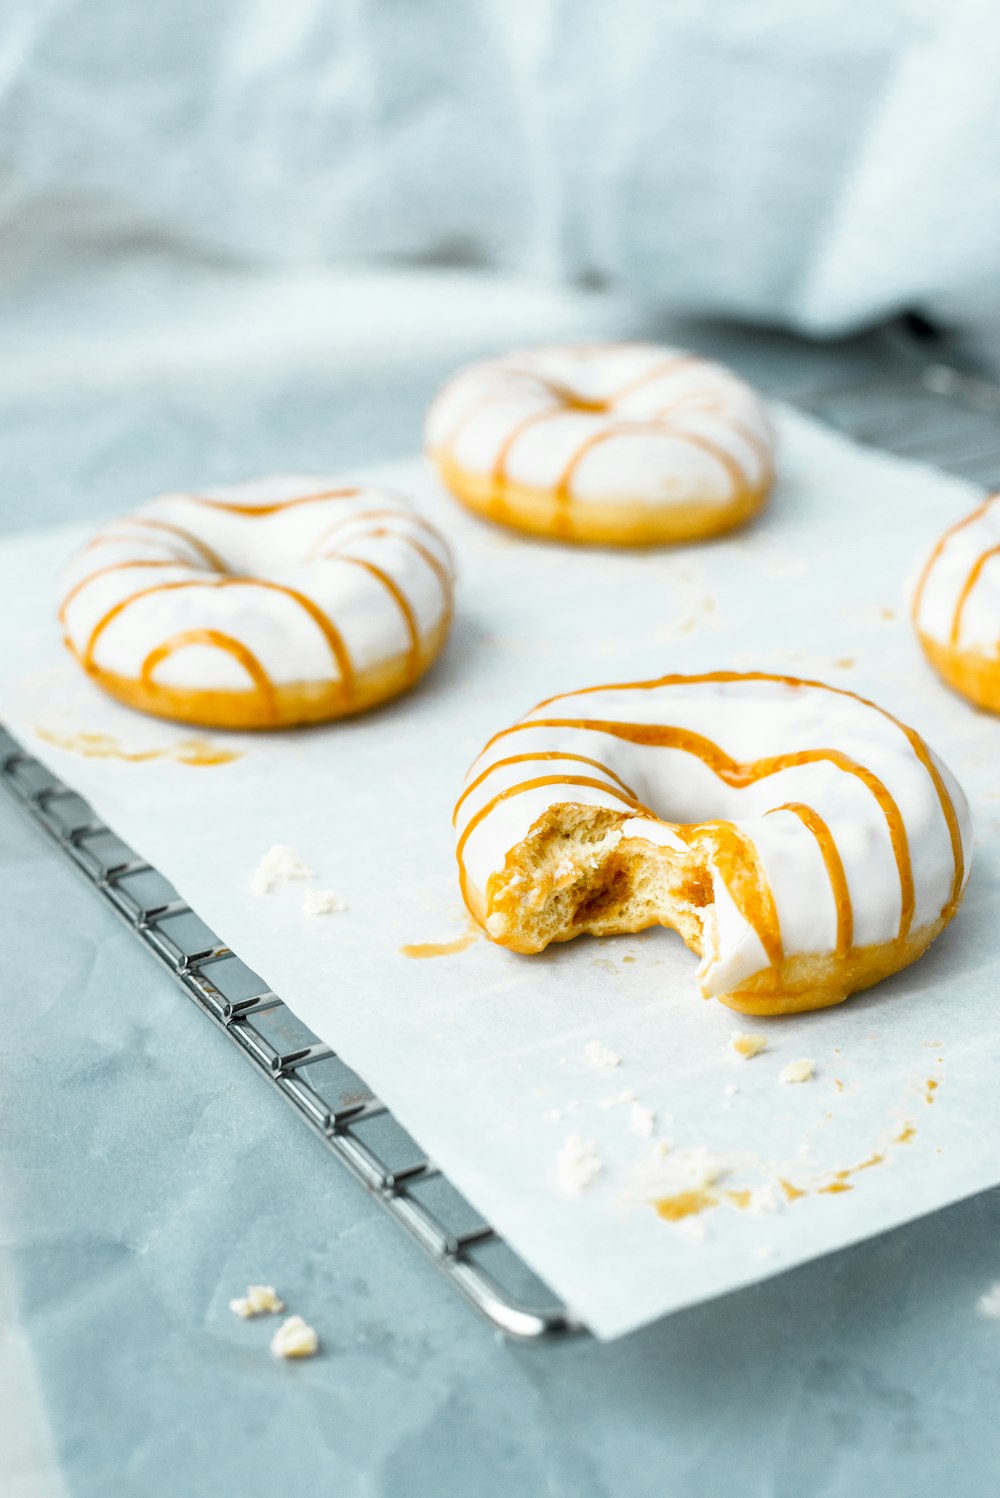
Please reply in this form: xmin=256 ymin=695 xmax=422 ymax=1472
xmin=0 ymin=733 xmax=578 ymax=1340
xmin=4 ymin=343 xmax=998 ymax=1342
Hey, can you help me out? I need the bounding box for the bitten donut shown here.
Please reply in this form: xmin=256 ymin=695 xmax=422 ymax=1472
xmin=59 ymin=475 xmax=455 ymax=729
xmin=911 ymin=493 xmax=1000 ymax=713
xmin=454 ymin=672 xmax=971 ymax=1016
xmin=425 ymin=342 xmax=774 ymax=545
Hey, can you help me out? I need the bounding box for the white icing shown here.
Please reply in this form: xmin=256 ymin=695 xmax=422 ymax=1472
xmin=59 ymin=476 xmax=454 ymax=692
xmin=425 ymin=342 xmax=774 ymax=508
xmin=456 ymin=674 xmax=973 ymax=997
xmin=911 ymin=493 xmax=1000 ymax=654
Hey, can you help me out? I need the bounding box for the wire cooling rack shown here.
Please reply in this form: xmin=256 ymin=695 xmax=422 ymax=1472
xmin=4 ymin=339 xmax=999 ymax=1342
xmin=0 ymin=735 xmax=577 ymax=1341
xmin=794 ymin=332 xmax=1000 ymax=488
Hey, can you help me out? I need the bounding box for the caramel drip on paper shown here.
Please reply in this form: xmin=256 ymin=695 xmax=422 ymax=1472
xmin=185 ymin=487 xmax=359 ymax=516
xmin=320 ymin=552 xmax=420 ymax=680
xmin=34 ymin=725 xmax=240 ymax=767
xmin=910 ymin=496 xmax=995 ymax=622
xmin=452 ymin=751 xmax=641 ymax=825
xmin=480 ymin=715 xmax=914 ymax=944
xmin=771 ymin=801 xmax=853 ymax=957
xmin=400 ymin=931 xmax=480 ymax=959
xmin=531 ymin=670 xmax=964 ymax=922
xmin=456 ymin=774 xmax=646 ymax=905
xmin=140 ymin=630 xmax=277 ymax=715
xmin=950 ymin=541 xmax=1000 ymax=645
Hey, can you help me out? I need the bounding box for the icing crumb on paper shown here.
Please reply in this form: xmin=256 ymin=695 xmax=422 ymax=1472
xmin=229 ymin=1284 xmax=284 ymax=1318
xmin=629 ymin=1102 xmax=656 ymax=1137
xmin=780 ymin=1059 xmax=815 ymax=1085
xmin=303 ymin=888 xmax=348 ymax=916
xmin=555 ymin=1135 xmax=602 ymax=1196
xmin=270 ymin=1315 xmax=319 ymax=1359
xmin=251 ymin=844 xmax=313 ymax=895
xmin=584 ymin=1040 xmax=621 ymax=1069
xmin=730 ymin=1031 xmax=768 ymax=1060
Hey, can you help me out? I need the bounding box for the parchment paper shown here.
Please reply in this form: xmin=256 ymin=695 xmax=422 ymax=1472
xmin=2 ymin=406 xmax=998 ymax=1341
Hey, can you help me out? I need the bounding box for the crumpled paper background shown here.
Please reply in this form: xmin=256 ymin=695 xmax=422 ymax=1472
xmin=3 ymin=0 xmax=1000 ymax=334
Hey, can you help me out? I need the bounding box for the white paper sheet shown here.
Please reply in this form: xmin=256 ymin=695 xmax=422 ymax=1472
xmin=2 ymin=407 xmax=999 ymax=1341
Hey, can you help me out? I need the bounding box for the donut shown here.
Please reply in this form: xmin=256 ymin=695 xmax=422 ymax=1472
xmin=58 ymin=475 xmax=455 ymax=730
xmin=911 ymin=492 xmax=1000 ymax=713
xmin=424 ymin=342 xmax=775 ymax=546
xmin=454 ymin=672 xmax=971 ymax=1016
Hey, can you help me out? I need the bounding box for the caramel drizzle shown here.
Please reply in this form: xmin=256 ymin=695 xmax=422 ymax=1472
xmin=319 ymin=551 xmax=420 ymax=677
xmin=452 ymin=751 xmax=640 ymax=825
xmin=436 ymin=389 xmax=509 ymax=454
xmin=85 ymin=517 xmax=225 ymax=572
xmin=81 ymin=577 xmax=355 ymax=699
xmin=911 ymin=495 xmax=996 ymax=622
xmin=689 ymin=819 xmax=784 ymax=969
xmin=604 ymin=354 xmax=698 ymax=404
xmin=58 ymin=558 xmax=188 ymax=626
xmin=950 ymin=540 xmax=1000 ymax=646
xmin=533 ymin=670 xmax=964 ymax=918
xmin=184 ymin=487 xmax=359 ymax=516
xmin=140 ymin=629 xmax=276 ymax=715
xmin=460 ymin=665 xmax=968 ymax=958
xmin=653 ymin=396 xmax=774 ymax=479
xmin=472 ymin=716 xmax=913 ymax=949
xmin=519 ymin=355 xmax=695 ymax=411
xmin=67 ymin=504 xmax=455 ymax=707
xmin=307 ymin=506 xmax=449 ymax=557
xmin=489 ymin=407 xmax=569 ymax=517
xmin=771 ymin=801 xmax=852 ymax=957
xmin=308 ymin=509 xmax=454 ymax=613
xmin=455 ymin=774 xmax=647 ymax=905
xmin=360 ymin=530 xmax=454 ymax=607
xmin=438 ymin=352 xmax=759 ymax=526
xmin=550 ymin=422 xmax=745 ymax=538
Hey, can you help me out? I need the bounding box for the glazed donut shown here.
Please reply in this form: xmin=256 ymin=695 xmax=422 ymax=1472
xmin=424 ymin=342 xmax=774 ymax=546
xmin=454 ymin=672 xmax=971 ymax=1016
xmin=911 ymin=493 xmax=1000 ymax=713
xmin=59 ymin=476 xmax=455 ymax=730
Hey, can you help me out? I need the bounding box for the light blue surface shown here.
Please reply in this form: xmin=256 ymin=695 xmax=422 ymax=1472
xmin=3 ymin=266 xmax=1000 ymax=1494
